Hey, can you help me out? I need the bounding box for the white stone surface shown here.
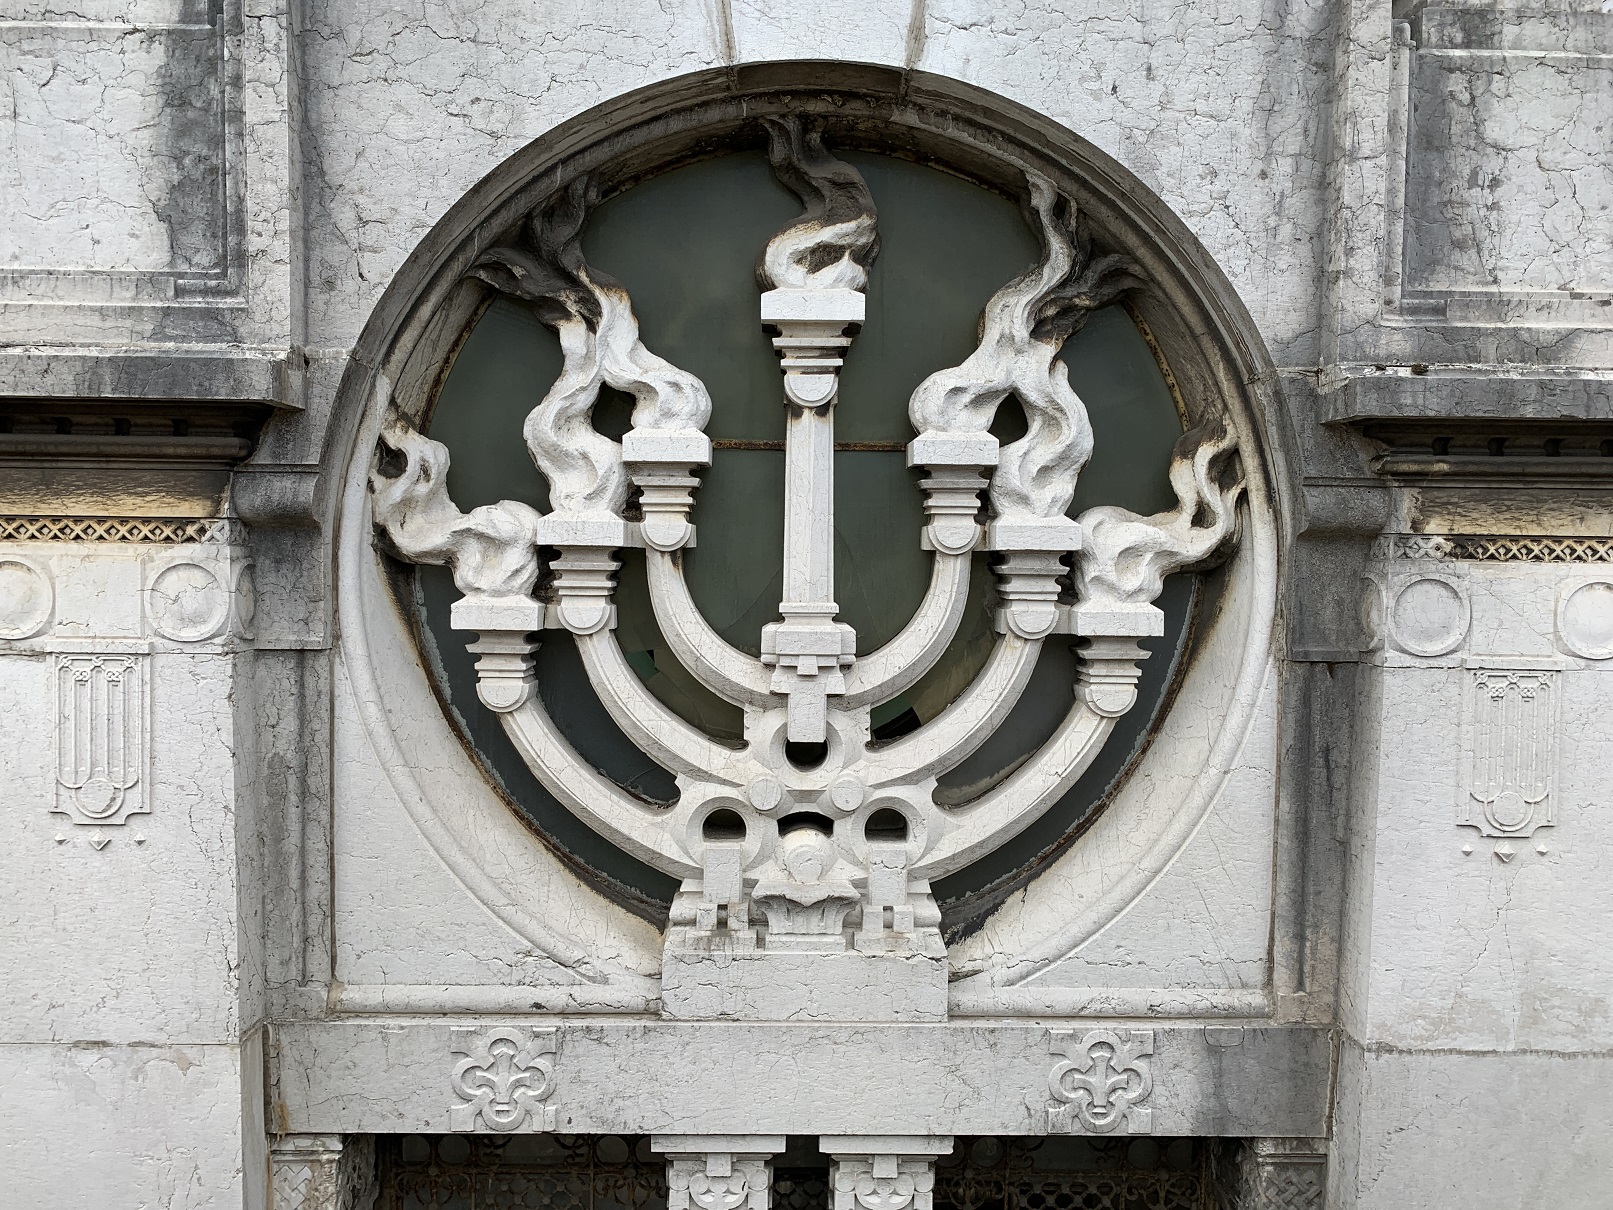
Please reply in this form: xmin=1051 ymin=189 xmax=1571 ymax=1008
xmin=3 ymin=1 xmax=1613 ymax=1205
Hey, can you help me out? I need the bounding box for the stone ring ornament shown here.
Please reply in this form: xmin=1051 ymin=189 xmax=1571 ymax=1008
xmin=362 ymin=106 xmax=1258 ymax=1017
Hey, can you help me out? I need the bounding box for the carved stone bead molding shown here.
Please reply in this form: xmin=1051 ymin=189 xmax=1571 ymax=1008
xmin=54 ymin=654 xmax=148 ymax=837
xmin=1372 ymin=533 xmax=1613 ymax=563
xmin=821 ymin=1137 xmax=953 ymax=1210
xmin=654 ymin=1135 xmax=785 ymax=1210
xmin=0 ymin=516 xmax=234 ymax=544
xmin=448 ymin=1026 xmax=558 ymax=1132
xmin=1213 ymin=1137 xmax=1327 ymax=1210
xmin=270 ymin=1135 xmax=378 ymax=1210
xmin=1461 ymin=669 xmax=1559 ymax=861
xmin=1042 ymin=1029 xmax=1155 ymax=1135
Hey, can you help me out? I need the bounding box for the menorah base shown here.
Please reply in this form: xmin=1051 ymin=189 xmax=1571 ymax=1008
xmin=661 ymin=948 xmax=947 ymax=1022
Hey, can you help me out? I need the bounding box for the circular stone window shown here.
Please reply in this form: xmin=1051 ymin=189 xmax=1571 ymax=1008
xmin=395 ymin=138 xmax=1207 ymax=925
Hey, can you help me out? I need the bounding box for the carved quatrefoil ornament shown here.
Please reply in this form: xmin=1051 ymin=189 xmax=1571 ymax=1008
xmin=370 ymin=118 xmax=1246 ymax=1003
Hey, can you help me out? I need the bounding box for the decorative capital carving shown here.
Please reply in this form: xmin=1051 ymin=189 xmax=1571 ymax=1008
xmin=448 ymin=1026 xmax=558 ymax=1133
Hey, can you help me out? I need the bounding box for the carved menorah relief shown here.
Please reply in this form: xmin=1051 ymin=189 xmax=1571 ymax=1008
xmin=371 ymin=119 xmax=1246 ymax=1019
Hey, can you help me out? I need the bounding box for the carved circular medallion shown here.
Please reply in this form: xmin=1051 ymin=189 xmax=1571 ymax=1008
xmin=149 ymin=562 xmax=229 ymax=641
xmin=0 ymin=558 xmax=53 ymax=639
xmin=1559 ymin=579 xmax=1613 ymax=660
xmin=1391 ymin=576 xmax=1468 ymax=657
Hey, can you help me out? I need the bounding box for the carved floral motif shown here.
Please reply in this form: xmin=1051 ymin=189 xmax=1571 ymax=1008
xmin=1045 ymin=1029 xmax=1155 ymax=1135
xmin=448 ymin=1026 xmax=558 ymax=1132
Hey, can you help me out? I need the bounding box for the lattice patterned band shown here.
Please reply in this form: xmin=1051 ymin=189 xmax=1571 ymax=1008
xmin=0 ymin=516 xmax=232 ymax=544
xmin=1373 ymin=533 xmax=1613 ymax=563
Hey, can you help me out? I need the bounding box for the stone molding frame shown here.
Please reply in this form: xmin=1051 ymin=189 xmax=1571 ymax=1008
xmin=324 ymin=63 xmax=1293 ymax=1014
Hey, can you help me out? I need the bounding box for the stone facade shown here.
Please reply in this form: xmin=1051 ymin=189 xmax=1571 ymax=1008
xmin=1 ymin=3 xmax=1610 ymax=1208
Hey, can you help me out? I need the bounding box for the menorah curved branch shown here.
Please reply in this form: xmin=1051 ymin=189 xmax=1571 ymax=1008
xmin=839 ymin=551 xmax=973 ymax=709
xmin=371 ymin=139 xmax=1246 ymax=1012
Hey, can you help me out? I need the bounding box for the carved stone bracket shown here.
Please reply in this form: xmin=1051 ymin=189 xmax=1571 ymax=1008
xmin=1042 ymin=1028 xmax=1155 ymax=1135
xmin=269 ymin=1134 xmax=377 ymax=1210
xmin=654 ymin=1135 xmax=786 ymax=1210
xmin=821 ymin=1136 xmax=953 ymax=1210
xmin=448 ymin=1026 xmax=558 ymax=1132
xmin=1213 ymin=1137 xmax=1328 ymax=1210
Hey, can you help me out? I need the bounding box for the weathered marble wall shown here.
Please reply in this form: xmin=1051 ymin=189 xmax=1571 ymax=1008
xmin=1 ymin=0 xmax=1610 ymax=1207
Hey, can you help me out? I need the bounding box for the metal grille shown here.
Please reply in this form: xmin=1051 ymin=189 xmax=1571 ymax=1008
xmin=376 ymin=1135 xmax=668 ymax=1210
xmin=377 ymin=1136 xmax=1210 ymax=1210
xmin=934 ymin=1137 xmax=1210 ymax=1210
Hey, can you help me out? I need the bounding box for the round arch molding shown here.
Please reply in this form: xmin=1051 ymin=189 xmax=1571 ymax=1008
xmin=327 ymin=61 xmax=1293 ymax=1013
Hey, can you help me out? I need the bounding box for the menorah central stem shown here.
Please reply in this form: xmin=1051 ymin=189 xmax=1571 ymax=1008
xmin=759 ymin=287 xmax=864 ymax=743
xmin=782 ymin=399 xmax=835 ymax=608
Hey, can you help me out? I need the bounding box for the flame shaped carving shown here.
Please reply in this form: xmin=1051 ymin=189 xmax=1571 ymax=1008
xmin=908 ymin=173 xmax=1143 ymax=522
xmin=757 ymin=116 xmax=880 ymax=292
xmin=470 ymin=179 xmax=714 ymax=519
xmin=371 ymin=421 xmax=545 ymax=598
xmin=1073 ymin=425 xmax=1245 ymax=607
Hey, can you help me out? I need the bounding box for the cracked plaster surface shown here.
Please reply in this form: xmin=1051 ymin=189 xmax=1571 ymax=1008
xmin=920 ymin=0 xmax=1338 ymax=369
xmin=298 ymin=0 xmax=723 ymax=347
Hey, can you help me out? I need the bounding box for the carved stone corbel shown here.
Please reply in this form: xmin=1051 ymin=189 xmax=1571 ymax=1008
xmin=269 ymin=1134 xmax=376 ymax=1210
xmin=821 ymin=1136 xmax=953 ymax=1210
xmin=654 ymin=1135 xmax=786 ymax=1210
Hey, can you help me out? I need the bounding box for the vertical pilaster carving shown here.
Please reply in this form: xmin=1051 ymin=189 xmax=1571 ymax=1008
xmin=821 ymin=1136 xmax=952 ymax=1210
xmin=654 ymin=1135 xmax=785 ymax=1210
xmin=1213 ymin=1137 xmax=1327 ymax=1210
xmin=1043 ymin=1029 xmax=1155 ymax=1135
xmin=1461 ymin=668 xmax=1558 ymax=859
xmin=270 ymin=1134 xmax=376 ymax=1210
xmin=53 ymin=653 xmax=148 ymax=834
xmin=448 ymin=1026 xmax=558 ymax=1132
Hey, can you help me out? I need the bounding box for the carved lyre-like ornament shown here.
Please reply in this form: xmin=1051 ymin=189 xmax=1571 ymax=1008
xmin=371 ymin=120 xmax=1245 ymax=1017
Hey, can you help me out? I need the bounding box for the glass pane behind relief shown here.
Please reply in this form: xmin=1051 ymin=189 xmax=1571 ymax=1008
xmin=415 ymin=150 xmax=1191 ymax=906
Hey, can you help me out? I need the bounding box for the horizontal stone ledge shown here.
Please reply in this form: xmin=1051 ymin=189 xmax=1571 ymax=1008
xmin=1322 ymin=371 xmax=1613 ymax=424
xmin=270 ymin=1019 xmax=1331 ymax=1139
xmin=0 ymin=348 xmax=299 ymax=408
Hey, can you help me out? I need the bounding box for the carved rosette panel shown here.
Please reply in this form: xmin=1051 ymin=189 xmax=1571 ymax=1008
xmin=53 ymin=654 xmax=147 ymax=830
xmin=1043 ymin=1029 xmax=1154 ymax=1135
xmin=448 ymin=1026 xmax=559 ymax=1132
xmin=1462 ymin=669 xmax=1558 ymax=848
